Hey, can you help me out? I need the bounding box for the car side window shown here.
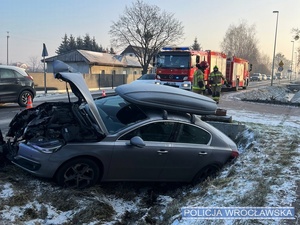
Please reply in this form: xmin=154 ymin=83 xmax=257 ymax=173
xmin=0 ymin=69 xmax=15 ymax=79
xmin=176 ymin=124 xmax=211 ymax=145
xmin=120 ymin=122 xmax=175 ymax=142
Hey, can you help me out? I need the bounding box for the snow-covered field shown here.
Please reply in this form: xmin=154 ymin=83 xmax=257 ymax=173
xmin=0 ymin=86 xmax=299 ymax=225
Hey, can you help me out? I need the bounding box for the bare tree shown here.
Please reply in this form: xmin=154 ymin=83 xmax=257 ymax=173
xmin=109 ymin=0 xmax=184 ymax=74
xmin=220 ymin=20 xmax=260 ymax=66
xmin=255 ymin=53 xmax=271 ymax=75
xmin=27 ymin=56 xmax=42 ymax=72
xmin=292 ymin=28 xmax=300 ymax=41
xmin=221 ymin=21 xmax=262 ymax=71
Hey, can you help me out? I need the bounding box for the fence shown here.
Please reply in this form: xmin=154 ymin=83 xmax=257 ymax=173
xmin=30 ymin=73 xmax=141 ymax=91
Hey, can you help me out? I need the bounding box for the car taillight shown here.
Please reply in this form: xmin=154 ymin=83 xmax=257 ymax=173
xmin=230 ymin=150 xmax=239 ymax=159
xmin=27 ymin=75 xmax=34 ymax=81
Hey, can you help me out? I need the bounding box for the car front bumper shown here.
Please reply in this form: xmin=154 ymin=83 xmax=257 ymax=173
xmin=11 ymin=142 xmax=61 ymax=178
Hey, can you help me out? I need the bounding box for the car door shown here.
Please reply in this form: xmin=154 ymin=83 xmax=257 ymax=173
xmin=159 ymin=122 xmax=213 ymax=182
xmin=106 ymin=121 xmax=175 ymax=181
xmin=0 ymin=68 xmax=20 ymax=101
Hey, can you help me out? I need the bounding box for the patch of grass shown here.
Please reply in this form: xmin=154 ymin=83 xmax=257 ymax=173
xmin=262 ymin=166 xmax=282 ymax=178
xmin=237 ymin=179 xmax=271 ymax=206
xmin=211 ymin=176 xmax=233 ymax=188
xmin=115 ymin=210 xmax=147 ymax=225
xmin=70 ymin=201 xmax=114 ymax=224
xmin=5 ymin=190 xmax=33 ymax=206
xmin=39 ymin=204 xmax=48 ymax=220
xmin=226 ymin=166 xmax=237 ymax=178
xmin=161 ymin=199 xmax=180 ymax=224
xmin=37 ymin=189 xmax=78 ymax=211
xmin=22 ymin=206 xmax=39 ymax=220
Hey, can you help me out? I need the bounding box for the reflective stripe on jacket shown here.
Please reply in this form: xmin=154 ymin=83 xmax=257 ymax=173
xmin=209 ymin=71 xmax=226 ymax=86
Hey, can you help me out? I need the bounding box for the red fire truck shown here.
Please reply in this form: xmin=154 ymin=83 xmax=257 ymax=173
xmin=225 ymin=56 xmax=251 ymax=91
xmin=155 ymin=47 xmax=251 ymax=91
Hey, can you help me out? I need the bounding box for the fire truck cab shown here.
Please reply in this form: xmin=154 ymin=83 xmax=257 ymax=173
xmin=155 ymin=47 xmax=207 ymax=90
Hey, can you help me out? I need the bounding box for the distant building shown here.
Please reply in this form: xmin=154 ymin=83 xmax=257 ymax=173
xmin=120 ymin=45 xmax=155 ymax=73
xmin=44 ymin=49 xmax=144 ymax=76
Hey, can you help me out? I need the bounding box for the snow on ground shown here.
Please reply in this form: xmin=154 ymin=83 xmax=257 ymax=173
xmin=0 ymin=86 xmax=299 ymax=224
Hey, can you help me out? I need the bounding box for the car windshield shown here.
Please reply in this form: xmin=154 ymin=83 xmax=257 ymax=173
xmin=93 ymin=95 xmax=147 ymax=134
xmin=156 ymin=54 xmax=190 ymax=68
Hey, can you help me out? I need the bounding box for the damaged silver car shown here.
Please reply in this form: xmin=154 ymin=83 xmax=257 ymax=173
xmin=1 ymin=60 xmax=238 ymax=188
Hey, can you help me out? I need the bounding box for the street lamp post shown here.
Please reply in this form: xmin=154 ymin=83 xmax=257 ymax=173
xmin=291 ymin=41 xmax=294 ymax=81
xmin=271 ymin=11 xmax=279 ymax=86
xmin=6 ymin=31 xmax=9 ymax=65
xmin=295 ymin=51 xmax=298 ymax=80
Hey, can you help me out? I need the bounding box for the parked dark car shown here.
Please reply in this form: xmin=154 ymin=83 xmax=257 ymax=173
xmin=0 ymin=65 xmax=36 ymax=107
xmin=1 ymin=60 xmax=238 ymax=188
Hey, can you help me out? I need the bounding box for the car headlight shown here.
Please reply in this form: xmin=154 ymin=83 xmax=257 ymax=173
xmin=27 ymin=139 xmax=64 ymax=153
xmin=182 ymin=83 xmax=191 ymax=87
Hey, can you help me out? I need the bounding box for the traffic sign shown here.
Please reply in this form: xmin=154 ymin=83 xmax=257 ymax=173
xmin=278 ymin=66 xmax=283 ymax=72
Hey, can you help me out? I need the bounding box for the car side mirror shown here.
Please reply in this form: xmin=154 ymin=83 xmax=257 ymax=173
xmin=128 ymin=136 xmax=145 ymax=148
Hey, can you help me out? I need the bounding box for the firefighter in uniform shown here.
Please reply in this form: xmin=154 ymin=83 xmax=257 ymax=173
xmin=209 ymin=65 xmax=227 ymax=103
xmin=192 ymin=61 xmax=208 ymax=95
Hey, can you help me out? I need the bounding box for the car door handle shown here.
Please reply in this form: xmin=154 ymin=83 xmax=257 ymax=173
xmin=198 ymin=152 xmax=208 ymax=155
xmin=157 ymin=150 xmax=168 ymax=155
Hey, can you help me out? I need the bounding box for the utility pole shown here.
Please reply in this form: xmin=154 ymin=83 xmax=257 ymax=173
xmin=7 ymin=31 xmax=9 ymax=65
xmin=271 ymin=11 xmax=279 ymax=86
xmin=291 ymin=41 xmax=294 ymax=81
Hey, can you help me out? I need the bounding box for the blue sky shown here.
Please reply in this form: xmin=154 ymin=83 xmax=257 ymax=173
xmin=0 ymin=0 xmax=299 ymax=65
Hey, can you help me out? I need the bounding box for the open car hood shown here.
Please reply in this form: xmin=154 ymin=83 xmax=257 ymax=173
xmin=53 ymin=60 xmax=108 ymax=135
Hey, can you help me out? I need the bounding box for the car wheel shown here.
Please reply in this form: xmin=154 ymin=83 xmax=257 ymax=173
xmin=18 ymin=90 xmax=32 ymax=107
xmin=56 ymin=158 xmax=100 ymax=188
xmin=243 ymin=80 xmax=248 ymax=89
xmin=235 ymin=81 xmax=239 ymax=91
xmin=192 ymin=164 xmax=221 ymax=184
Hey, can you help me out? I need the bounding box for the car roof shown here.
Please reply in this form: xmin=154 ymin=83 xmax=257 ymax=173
xmin=0 ymin=65 xmax=28 ymax=75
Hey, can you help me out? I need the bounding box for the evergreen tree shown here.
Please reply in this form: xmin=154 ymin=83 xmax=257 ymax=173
xmin=83 ymin=34 xmax=92 ymax=50
xmin=192 ymin=37 xmax=201 ymax=50
xmin=56 ymin=34 xmax=69 ymax=54
xmin=68 ymin=34 xmax=77 ymax=50
xmin=76 ymin=36 xmax=84 ymax=49
xmin=109 ymin=47 xmax=115 ymax=54
xmin=56 ymin=33 xmax=108 ymax=54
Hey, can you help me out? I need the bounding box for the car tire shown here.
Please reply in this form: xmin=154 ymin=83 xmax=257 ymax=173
xmin=192 ymin=164 xmax=221 ymax=184
xmin=18 ymin=90 xmax=33 ymax=107
xmin=55 ymin=158 xmax=100 ymax=188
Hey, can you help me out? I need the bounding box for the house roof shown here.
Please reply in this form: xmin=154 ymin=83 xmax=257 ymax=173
xmin=120 ymin=45 xmax=143 ymax=55
xmin=44 ymin=50 xmax=142 ymax=68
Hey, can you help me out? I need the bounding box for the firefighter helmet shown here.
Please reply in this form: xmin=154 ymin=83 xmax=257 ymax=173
xmin=199 ymin=61 xmax=209 ymax=69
